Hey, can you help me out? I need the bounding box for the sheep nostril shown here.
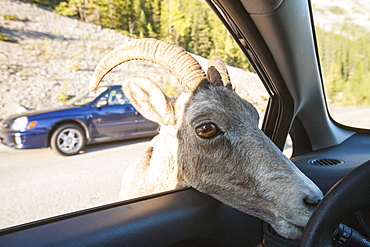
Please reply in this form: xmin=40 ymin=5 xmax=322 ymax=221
xmin=304 ymin=195 xmax=322 ymax=207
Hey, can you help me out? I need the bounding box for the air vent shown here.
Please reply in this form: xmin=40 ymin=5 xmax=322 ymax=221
xmin=309 ymin=159 xmax=344 ymax=166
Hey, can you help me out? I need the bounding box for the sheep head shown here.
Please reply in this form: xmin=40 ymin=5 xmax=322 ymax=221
xmin=89 ymin=38 xmax=323 ymax=240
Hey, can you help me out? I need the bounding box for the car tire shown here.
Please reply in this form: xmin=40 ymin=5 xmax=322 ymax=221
xmin=50 ymin=124 xmax=86 ymax=156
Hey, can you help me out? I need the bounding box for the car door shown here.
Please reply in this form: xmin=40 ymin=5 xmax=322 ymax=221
xmin=135 ymin=110 xmax=158 ymax=133
xmin=90 ymin=88 xmax=137 ymax=138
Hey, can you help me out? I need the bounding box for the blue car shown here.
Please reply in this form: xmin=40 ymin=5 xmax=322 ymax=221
xmin=0 ymin=85 xmax=158 ymax=156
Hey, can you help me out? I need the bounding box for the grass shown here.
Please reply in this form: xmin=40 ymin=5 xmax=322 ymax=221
xmin=1 ymin=13 xmax=28 ymax=22
xmin=2 ymin=14 xmax=18 ymax=21
xmin=328 ymin=6 xmax=346 ymax=15
xmin=0 ymin=32 xmax=17 ymax=43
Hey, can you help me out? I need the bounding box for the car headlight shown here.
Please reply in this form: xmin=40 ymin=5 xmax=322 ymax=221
xmin=10 ymin=116 xmax=28 ymax=131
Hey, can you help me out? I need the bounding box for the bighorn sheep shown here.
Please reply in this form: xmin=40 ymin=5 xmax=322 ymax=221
xmin=89 ymin=38 xmax=323 ymax=240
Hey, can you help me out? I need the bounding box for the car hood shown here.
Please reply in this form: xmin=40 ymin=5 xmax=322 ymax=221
xmin=5 ymin=105 xmax=85 ymax=121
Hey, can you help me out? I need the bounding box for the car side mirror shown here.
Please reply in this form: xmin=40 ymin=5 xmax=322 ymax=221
xmin=96 ymin=98 xmax=107 ymax=108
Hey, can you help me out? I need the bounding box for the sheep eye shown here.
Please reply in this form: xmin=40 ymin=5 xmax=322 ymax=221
xmin=195 ymin=123 xmax=220 ymax=138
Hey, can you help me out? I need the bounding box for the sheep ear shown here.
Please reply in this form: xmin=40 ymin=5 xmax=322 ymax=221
xmin=207 ymin=66 xmax=224 ymax=87
xmin=122 ymin=78 xmax=175 ymax=126
xmin=207 ymin=56 xmax=232 ymax=89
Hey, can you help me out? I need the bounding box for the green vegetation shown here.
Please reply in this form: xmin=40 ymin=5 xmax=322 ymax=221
xmin=0 ymin=31 xmax=17 ymax=43
xmin=52 ymin=0 xmax=251 ymax=70
xmin=1 ymin=14 xmax=25 ymax=43
xmin=57 ymin=81 xmax=74 ymax=103
xmin=1 ymin=13 xmax=28 ymax=21
xmin=316 ymin=27 xmax=370 ymax=106
xmin=26 ymin=0 xmax=370 ymax=107
xmin=2 ymin=14 xmax=19 ymax=21
xmin=328 ymin=6 xmax=345 ymax=15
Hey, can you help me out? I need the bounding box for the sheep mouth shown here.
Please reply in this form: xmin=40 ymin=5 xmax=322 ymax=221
xmin=271 ymin=217 xmax=306 ymax=240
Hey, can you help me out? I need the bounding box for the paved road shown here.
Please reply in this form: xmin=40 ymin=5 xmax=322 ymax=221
xmin=330 ymin=106 xmax=370 ymax=129
xmin=0 ymin=138 xmax=151 ymax=229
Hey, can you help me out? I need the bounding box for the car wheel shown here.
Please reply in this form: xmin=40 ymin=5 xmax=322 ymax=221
xmin=50 ymin=124 xmax=86 ymax=156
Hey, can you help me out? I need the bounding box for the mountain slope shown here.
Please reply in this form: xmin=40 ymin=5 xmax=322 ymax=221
xmin=0 ymin=0 xmax=266 ymax=120
xmin=311 ymin=0 xmax=370 ymax=37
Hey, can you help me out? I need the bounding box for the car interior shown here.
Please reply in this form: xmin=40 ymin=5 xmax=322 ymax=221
xmin=1 ymin=0 xmax=370 ymax=246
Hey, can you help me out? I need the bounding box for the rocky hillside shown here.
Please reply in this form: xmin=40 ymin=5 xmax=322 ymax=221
xmin=0 ymin=0 xmax=267 ymax=121
xmin=311 ymin=0 xmax=370 ymax=37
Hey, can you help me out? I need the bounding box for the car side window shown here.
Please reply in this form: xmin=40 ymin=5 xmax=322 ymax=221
xmin=0 ymin=0 xmax=269 ymax=230
xmin=108 ymin=89 xmax=129 ymax=106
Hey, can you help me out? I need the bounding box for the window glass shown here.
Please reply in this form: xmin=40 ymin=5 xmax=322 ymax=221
xmin=107 ymin=89 xmax=129 ymax=105
xmin=0 ymin=0 xmax=268 ymax=230
xmin=311 ymin=0 xmax=370 ymax=129
xmin=69 ymin=86 xmax=108 ymax=106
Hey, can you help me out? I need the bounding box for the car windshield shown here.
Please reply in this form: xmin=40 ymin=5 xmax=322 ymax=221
xmin=68 ymin=86 xmax=108 ymax=106
xmin=311 ymin=0 xmax=370 ymax=129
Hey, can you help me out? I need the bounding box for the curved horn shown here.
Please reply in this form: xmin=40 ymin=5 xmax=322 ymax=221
xmin=207 ymin=56 xmax=231 ymax=88
xmin=89 ymin=38 xmax=208 ymax=92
